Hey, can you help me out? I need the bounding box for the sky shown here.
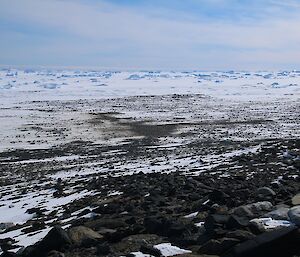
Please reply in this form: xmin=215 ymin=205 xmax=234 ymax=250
xmin=1 ymin=0 xmax=300 ymax=70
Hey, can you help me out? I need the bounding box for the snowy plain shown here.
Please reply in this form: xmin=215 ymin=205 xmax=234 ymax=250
xmin=0 ymin=68 xmax=299 ymax=253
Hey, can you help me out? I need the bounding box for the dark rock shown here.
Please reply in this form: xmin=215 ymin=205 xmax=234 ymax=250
xmin=0 ymin=238 xmax=17 ymax=252
xmin=46 ymin=250 xmax=65 ymax=257
xmin=198 ymin=237 xmax=239 ymax=255
xmin=226 ymin=230 xmax=255 ymax=241
xmin=263 ymin=207 xmax=289 ymax=220
xmin=93 ymin=203 xmax=120 ymax=214
xmin=21 ymin=221 xmax=46 ymax=234
xmin=288 ymin=206 xmax=300 ymax=226
xmin=209 ymin=190 xmax=229 ymax=203
xmin=96 ymin=243 xmax=111 ymax=255
xmin=84 ymin=218 xmax=127 ymax=230
xmin=0 ymin=223 xmax=14 ymax=232
xmin=204 ymin=214 xmax=230 ymax=232
xmin=224 ymin=225 xmax=300 ymax=257
xmin=144 ymin=216 xmax=186 ymax=237
xmin=140 ymin=245 xmax=162 ymax=257
xmin=231 ymin=202 xmax=273 ymax=218
xmin=226 ymin=215 xmax=249 ymax=229
xmin=0 ymin=252 xmax=17 ymax=257
xmin=23 ymin=226 xmax=71 ymax=257
xmin=111 ymin=234 xmax=164 ymax=255
xmin=257 ymin=187 xmax=276 ymax=200
xmin=26 ymin=207 xmax=43 ymax=215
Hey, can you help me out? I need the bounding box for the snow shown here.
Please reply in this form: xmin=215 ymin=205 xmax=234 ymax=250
xmin=0 ymin=69 xmax=300 ymax=106
xmin=0 ymin=187 xmax=92 ymax=224
xmin=184 ymin=211 xmax=199 ymax=218
xmin=250 ymin=217 xmax=293 ymax=230
xmin=154 ymin=243 xmax=192 ymax=256
xmin=126 ymin=243 xmax=191 ymax=257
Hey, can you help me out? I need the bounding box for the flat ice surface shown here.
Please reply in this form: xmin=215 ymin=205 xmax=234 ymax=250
xmin=0 ymin=69 xmax=300 ymax=105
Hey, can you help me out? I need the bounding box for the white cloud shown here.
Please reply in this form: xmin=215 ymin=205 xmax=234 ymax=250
xmin=1 ymin=0 xmax=300 ymax=69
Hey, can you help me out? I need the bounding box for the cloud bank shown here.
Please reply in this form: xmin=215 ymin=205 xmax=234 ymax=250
xmin=1 ymin=0 xmax=300 ymax=70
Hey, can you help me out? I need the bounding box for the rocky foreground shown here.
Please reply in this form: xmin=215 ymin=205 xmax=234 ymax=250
xmin=1 ymin=138 xmax=300 ymax=257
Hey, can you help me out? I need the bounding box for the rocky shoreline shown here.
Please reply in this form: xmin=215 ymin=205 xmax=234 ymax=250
xmin=1 ymin=138 xmax=299 ymax=257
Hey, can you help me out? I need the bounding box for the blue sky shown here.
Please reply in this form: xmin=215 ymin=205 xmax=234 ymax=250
xmin=1 ymin=0 xmax=300 ymax=70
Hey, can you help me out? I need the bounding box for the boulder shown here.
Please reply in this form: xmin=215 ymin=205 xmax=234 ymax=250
xmin=204 ymin=214 xmax=230 ymax=232
xmin=257 ymin=187 xmax=276 ymax=200
xmin=144 ymin=216 xmax=187 ymax=237
xmin=22 ymin=226 xmax=71 ymax=257
xmin=288 ymin=206 xmax=300 ymax=226
xmin=224 ymin=225 xmax=300 ymax=257
xmin=226 ymin=230 xmax=255 ymax=241
xmin=226 ymin=215 xmax=249 ymax=229
xmin=291 ymin=193 xmax=300 ymax=206
xmin=68 ymin=226 xmax=103 ymax=246
xmin=140 ymin=245 xmax=162 ymax=257
xmin=0 ymin=238 xmax=16 ymax=252
xmin=263 ymin=207 xmax=289 ymax=220
xmin=198 ymin=238 xmax=240 ymax=255
xmin=231 ymin=202 xmax=273 ymax=218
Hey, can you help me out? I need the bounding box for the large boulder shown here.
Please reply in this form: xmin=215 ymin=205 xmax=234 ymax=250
xmin=224 ymin=226 xmax=300 ymax=257
xmin=68 ymin=226 xmax=103 ymax=246
xmin=22 ymin=226 xmax=71 ymax=257
xmin=288 ymin=206 xmax=300 ymax=226
xmin=231 ymin=202 xmax=273 ymax=218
